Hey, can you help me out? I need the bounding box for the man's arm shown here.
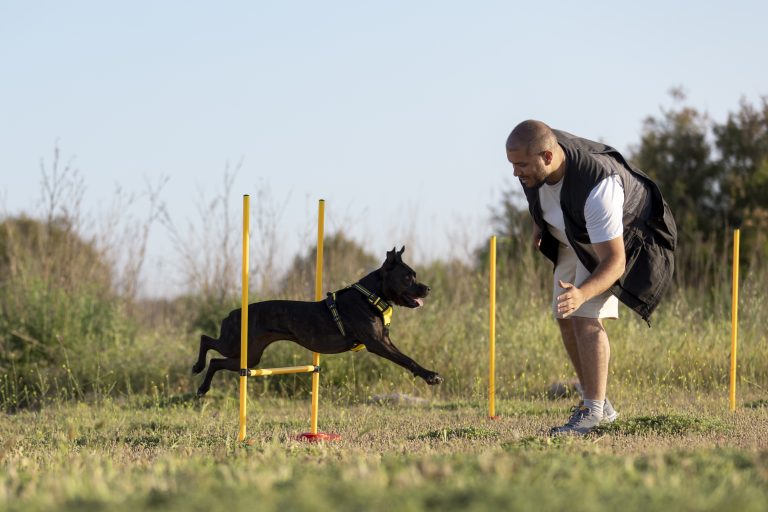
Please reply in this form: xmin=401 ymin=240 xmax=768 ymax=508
xmin=556 ymin=236 xmax=625 ymax=317
xmin=557 ymin=174 xmax=625 ymax=316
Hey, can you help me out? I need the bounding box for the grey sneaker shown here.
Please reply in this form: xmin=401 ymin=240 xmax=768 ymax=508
xmin=552 ymin=405 xmax=602 ymax=436
xmin=557 ymin=398 xmax=617 ymax=422
xmin=550 ymin=399 xmax=618 ymax=435
xmin=550 ymin=404 xmax=582 ymax=435
xmin=603 ymin=398 xmax=619 ymax=423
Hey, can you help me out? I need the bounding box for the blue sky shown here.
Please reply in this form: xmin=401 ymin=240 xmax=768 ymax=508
xmin=2 ymin=1 xmax=766 ymax=297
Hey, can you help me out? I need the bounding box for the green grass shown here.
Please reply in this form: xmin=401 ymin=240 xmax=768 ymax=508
xmin=413 ymin=426 xmax=499 ymax=441
xmin=4 ymin=147 xmax=768 ymax=510
xmin=594 ymin=414 xmax=731 ymax=436
xmin=1 ymin=270 xmax=766 ymax=512
xmin=2 ymin=393 xmax=767 ymax=511
xmin=2 ymin=275 xmax=766 ymax=511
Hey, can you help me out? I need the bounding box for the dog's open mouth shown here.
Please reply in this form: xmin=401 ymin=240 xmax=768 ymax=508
xmin=403 ymin=295 xmax=425 ymax=308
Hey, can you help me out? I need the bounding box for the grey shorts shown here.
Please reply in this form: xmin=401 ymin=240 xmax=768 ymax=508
xmin=552 ymin=244 xmax=619 ymax=319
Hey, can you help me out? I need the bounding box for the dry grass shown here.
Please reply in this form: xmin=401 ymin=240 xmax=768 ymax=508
xmin=2 ymin=146 xmax=768 ymax=510
xmin=1 ymin=392 xmax=767 ymax=511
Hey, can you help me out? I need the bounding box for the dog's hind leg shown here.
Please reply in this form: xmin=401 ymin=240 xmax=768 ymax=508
xmin=192 ymin=335 xmax=218 ymax=374
xmin=195 ymin=333 xmax=275 ymax=396
xmin=193 ymin=310 xmax=247 ymax=376
xmin=197 ymin=357 xmax=239 ymax=397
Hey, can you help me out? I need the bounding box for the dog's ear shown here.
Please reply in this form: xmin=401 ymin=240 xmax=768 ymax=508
xmin=384 ymin=247 xmax=397 ymax=269
xmin=397 ymin=246 xmax=405 ymax=261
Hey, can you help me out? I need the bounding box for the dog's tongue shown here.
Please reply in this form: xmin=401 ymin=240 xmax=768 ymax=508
xmin=414 ymin=297 xmax=424 ymax=307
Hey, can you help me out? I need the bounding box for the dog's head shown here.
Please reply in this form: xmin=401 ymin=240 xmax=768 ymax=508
xmin=380 ymin=246 xmax=430 ymax=308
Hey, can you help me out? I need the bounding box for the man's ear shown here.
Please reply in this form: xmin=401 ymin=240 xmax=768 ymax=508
xmin=542 ymin=150 xmax=554 ymax=165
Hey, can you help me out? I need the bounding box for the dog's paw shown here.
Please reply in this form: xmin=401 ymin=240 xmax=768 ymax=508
xmin=191 ymin=361 xmax=205 ymax=375
xmin=196 ymin=383 xmax=211 ymax=397
xmin=425 ymin=372 xmax=443 ymax=385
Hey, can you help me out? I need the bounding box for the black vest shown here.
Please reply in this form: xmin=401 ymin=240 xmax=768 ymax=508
xmin=522 ymin=130 xmax=677 ymax=323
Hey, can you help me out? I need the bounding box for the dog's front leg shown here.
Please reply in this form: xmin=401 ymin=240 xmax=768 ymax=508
xmin=364 ymin=337 xmax=442 ymax=385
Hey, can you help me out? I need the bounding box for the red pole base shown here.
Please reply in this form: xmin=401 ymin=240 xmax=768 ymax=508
xmin=297 ymin=432 xmax=341 ymax=442
xmin=488 ymin=415 xmax=501 ymax=420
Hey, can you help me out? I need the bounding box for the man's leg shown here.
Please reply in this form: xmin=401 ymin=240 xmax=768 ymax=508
xmin=549 ymin=245 xmax=617 ymax=434
xmin=571 ymin=317 xmax=610 ymax=402
xmin=563 ymin=254 xmax=619 ymax=433
xmin=557 ymin=318 xmax=584 ymax=388
xmin=549 ymin=316 xmax=612 ymax=435
xmin=551 ymin=282 xmax=618 ymax=434
xmin=557 ymin=317 xmax=616 ymax=411
xmin=553 ymin=248 xmax=583 ymax=391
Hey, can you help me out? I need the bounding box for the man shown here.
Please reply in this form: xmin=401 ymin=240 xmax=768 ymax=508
xmin=506 ymin=120 xmax=676 ymax=435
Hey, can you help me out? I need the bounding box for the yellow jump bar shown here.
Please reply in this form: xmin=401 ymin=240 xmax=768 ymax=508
xmin=247 ymin=365 xmax=319 ymax=377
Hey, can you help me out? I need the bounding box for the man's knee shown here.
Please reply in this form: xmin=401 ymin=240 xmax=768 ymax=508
xmin=571 ymin=316 xmax=602 ymax=327
xmin=570 ymin=316 xmax=606 ymax=339
xmin=557 ymin=318 xmax=576 ymax=341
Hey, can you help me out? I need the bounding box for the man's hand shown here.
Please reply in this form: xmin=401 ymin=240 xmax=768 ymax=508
xmin=557 ymin=279 xmax=586 ymax=317
xmin=557 ymin=237 xmax=626 ymax=317
xmin=533 ymin=223 xmax=542 ymax=250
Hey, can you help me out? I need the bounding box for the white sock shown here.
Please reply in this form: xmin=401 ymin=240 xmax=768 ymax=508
xmin=584 ymin=398 xmax=604 ymax=418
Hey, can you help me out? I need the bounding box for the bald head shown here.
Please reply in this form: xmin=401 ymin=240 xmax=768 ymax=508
xmin=506 ymin=120 xmax=558 ymax=156
xmin=505 ymin=120 xmax=566 ymax=187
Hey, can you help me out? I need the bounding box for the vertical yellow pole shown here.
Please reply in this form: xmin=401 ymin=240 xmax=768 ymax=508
xmin=310 ymin=199 xmax=325 ymax=434
xmin=729 ymin=229 xmax=740 ymax=412
xmin=489 ymin=236 xmax=497 ymax=418
xmin=238 ymin=195 xmax=250 ymax=441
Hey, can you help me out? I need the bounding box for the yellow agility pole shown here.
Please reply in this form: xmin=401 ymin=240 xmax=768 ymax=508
xmin=311 ymin=199 xmax=325 ymax=434
xmin=248 ymin=365 xmax=317 ymax=377
xmin=238 ymin=194 xmax=250 ymax=441
xmin=237 ymin=196 xmax=333 ymax=442
xmin=298 ymin=199 xmax=339 ymax=441
xmin=489 ymin=236 xmax=498 ymax=419
xmin=729 ymin=228 xmax=740 ymax=413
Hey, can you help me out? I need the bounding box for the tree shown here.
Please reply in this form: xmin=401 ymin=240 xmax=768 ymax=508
xmin=631 ymin=92 xmax=768 ymax=275
xmin=713 ymin=97 xmax=768 ymax=254
xmin=629 ymin=90 xmax=721 ymax=238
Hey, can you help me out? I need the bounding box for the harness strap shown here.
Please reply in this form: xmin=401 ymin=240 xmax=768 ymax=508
xmin=325 ymin=291 xmax=365 ymax=351
xmin=351 ymin=283 xmax=393 ymax=326
xmin=325 ymin=292 xmax=346 ymax=336
xmin=324 ymin=282 xmax=394 ymax=353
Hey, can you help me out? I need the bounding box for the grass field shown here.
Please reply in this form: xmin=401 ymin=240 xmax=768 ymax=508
xmin=2 ymin=390 xmax=767 ymax=511
xmin=2 ymin=183 xmax=768 ymax=510
xmin=2 ymin=271 xmax=767 ymax=511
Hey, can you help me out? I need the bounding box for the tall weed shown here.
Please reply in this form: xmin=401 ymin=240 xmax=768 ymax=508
xmin=1 ymin=147 xmax=766 ymax=408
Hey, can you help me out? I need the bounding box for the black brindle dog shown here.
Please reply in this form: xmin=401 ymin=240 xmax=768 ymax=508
xmin=192 ymin=246 xmax=442 ymax=396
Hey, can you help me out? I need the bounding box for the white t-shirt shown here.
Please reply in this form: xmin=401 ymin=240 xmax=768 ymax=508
xmin=539 ymin=175 xmax=624 ymax=247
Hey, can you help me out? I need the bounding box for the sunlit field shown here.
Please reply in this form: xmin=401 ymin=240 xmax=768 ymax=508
xmin=2 ymin=281 xmax=767 ymax=511
xmin=2 ymin=392 xmax=767 ymax=511
xmin=2 ymin=159 xmax=767 ymax=511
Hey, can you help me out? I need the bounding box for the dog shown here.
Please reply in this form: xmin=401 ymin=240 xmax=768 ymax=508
xmin=192 ymin=246 xmax=443 ymax=396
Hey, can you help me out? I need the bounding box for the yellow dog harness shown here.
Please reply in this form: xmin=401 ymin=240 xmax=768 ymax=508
xmin=325 ymin=283 xmax=393 ymax=352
